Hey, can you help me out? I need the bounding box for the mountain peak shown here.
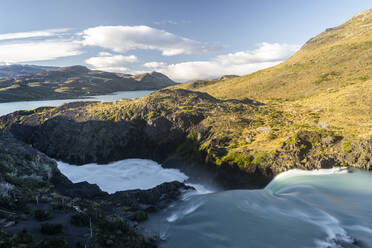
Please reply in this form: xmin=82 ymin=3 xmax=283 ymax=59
xmin=56 ymin=65 xmax=90 ymax=73
xmin=302 ymin=8 xmax=372 ymax=51
xmin=353 ymin=8 xmax=372 ymax=18
xmin=132 ymin=71 xmax=176 ymax=85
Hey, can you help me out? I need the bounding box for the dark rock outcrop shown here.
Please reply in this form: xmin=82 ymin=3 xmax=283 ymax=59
xmin=219 ymin=75 xmax=238 ymax=80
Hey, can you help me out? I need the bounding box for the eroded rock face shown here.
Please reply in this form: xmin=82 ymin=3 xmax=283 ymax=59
xmin=7 ymin=114 xmax=187 ymax=165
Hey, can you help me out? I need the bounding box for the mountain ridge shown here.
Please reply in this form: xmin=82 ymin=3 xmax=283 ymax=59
xmin=0 ymin=65 xmax=176 ymax=102
xmin=0 ymin=64 xmax=58 ymax=78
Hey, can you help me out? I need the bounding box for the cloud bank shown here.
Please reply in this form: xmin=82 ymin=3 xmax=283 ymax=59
xmin=0 ymin=28 xmax=69 ymax=41
xmin=0 ymin=40 xmax=82 ymax=64
xmin=85 ymin=53 xmax=138 ymax=72
xmin=82 ymin=25 xmax=218 ymax=56
xmin=143 ymin=43 xmax=300 ymax=81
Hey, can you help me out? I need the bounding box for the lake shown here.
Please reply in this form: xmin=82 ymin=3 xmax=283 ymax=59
xmin=0 ymin=90 xmax=153 ymax=116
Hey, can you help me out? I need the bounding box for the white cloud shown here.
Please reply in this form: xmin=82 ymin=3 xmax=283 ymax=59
xmin=0 ymin=28 xmax=69 ymax=41
xmin=98 ymin=52 xmax=112 ymax=57
xmin=0 ymin=40 xmax=82 ymax=64
xmin=85 ymin=53 xmax=139 ymax=73
xmin=161 ymin=61 xmax=280 ymax=82
xmin=215 ymin=43 xmax=300 ymax=65
xmin=143 ymin=61 xmax=167 ymax=68
xmin=82 ymin=25 xmax=218 ymax=56
xmin=144 ymin=43 xmax=300 ymax=82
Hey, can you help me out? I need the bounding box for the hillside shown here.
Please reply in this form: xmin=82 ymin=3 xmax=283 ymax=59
xmin=178 ymin=9 xmax=372 ymax=101
xmin=0 ymin=66 xmax=176 ymax=102
xmin=0 ymin=64 xmax=58 ymax=78
xmin=175 ymin=9 xmax=372 ymax=140
xmin=1 ymin=9 xmax=371 ymax=189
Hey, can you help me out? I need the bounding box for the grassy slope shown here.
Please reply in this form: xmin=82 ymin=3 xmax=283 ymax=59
xmin=176 ymin=9 xmax=372 ymax=139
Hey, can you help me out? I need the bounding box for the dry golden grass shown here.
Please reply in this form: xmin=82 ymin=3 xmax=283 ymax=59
xmin=177 ymin=9 xmax=372 ymax=102
xmin=174 ymin=9 xmax=372 ymax=143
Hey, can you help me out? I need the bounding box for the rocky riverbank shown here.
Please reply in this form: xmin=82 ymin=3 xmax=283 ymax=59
xmin=0 ymin=131 xmax=193 ymax=248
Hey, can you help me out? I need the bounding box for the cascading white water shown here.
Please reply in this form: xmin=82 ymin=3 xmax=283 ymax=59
xmin=57 ymin=159 xmax=189 ymax=193
xmin=57 ymin=159 xmax=372 ymax=248
xmin=144 ymin=168 xmax=372 ymax=248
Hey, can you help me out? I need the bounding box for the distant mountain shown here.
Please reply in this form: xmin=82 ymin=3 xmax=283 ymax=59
xmin=0 ymin=64 xmax=58 ymax=78
xmin=132 ymin=71 xmax=176 ymax=85
xmin=0 ymin=65 xmax=176 ymax=102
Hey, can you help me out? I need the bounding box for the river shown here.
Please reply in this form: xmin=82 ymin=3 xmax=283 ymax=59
xmin=57 ymin=159 xmax=372 ymax=248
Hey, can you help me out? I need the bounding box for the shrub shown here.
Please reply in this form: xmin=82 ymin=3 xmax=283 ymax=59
xmin=70 ymin=213 xmax=90 ymax=227
xmin=130 ymin=210 xmax=148 ymax=222
xmin=267 ymin=133 xmax=277 ymax=140
xmin=342 ymin=141 xmax=352 ymax=153
xmin=51 ymin=203 xmax=70 ymax=212
xmin=37 ymin=237 xmax=67 ymax=248
xmin=288 ymin=136 xmax=296 ymax=144
xmin=14 ymin=229 xmax=33 ymax=244
xmin=221 ymin=152 xmax=252 ymax=168
xmin=252 ymin=152 xmax=269 ymax=165
xmin=75 ymin=241 xmax=85 ymax=248
xmin=34 ymin=209 xmax=51 ymax=221
xmin=358 ymin=75 xmax=369 ymax=81
xmin=40 ymin=223 xmax=63 ymax=235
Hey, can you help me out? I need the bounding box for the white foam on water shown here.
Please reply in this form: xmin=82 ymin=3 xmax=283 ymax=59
xmin=57 ymin=159 xmax=189 ymax=193
xmin=163 ymin=183 xmax=214 ymax=224
xmin=166 ymin=213 xmax=179 ymax=223
xmin=347 ymin=225 xmax=372 ymax=234
xmin=266 ymin=167 xmax=348 ymax=189
xmin=181 ymin=183 xmax=216 ymax=200
xmin=166 ymin=201 xmax=204 ymax=223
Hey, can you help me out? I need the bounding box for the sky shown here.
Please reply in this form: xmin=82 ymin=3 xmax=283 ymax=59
xmin=0 ymin=0 xmax=370 ymax=82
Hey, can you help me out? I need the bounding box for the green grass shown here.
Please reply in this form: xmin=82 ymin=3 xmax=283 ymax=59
xmin=342 ymin=141 xmax=353 ymax=153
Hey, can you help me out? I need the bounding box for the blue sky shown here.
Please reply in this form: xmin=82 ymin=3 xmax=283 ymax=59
xmin=0 ymin=0 xmax=370 ymax=81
